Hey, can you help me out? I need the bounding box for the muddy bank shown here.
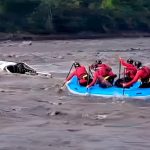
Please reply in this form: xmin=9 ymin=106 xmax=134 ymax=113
xmin=0 ymin=32 xmax=150 ymax=41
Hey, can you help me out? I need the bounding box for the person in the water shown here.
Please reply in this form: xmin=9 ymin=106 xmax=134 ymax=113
xmin=4 ymin=62 xmax=37 ymax=75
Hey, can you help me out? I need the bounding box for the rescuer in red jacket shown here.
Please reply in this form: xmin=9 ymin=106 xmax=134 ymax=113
xmin=119 ymin=58 xmax=137 ymax=79
xmin=87 ymin=60 xmax=117 ymax=88
xmin=115 ymin=58 xmax=137 ymax=87
xmin=65 ymin=62 xmax=91 ymax=86
xmin=122 ymin=61 xmax=150 ymax=88
xmin=90 ymin=60 xmax=112 ymax=71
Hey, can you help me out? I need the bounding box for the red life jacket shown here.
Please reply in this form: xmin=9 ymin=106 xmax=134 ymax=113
xmin=75 ymin=66 xmax=88 ymax=83
xmin=120 ymin=58 xmax=137 ymax=78
xmin=87 ymin=65 xmax=116 ymax=87
xmin=125 ymin=66 xmax=137 ymax=79
xmin=97 ymin=67 xmax=109 ymax=77
xmin=124 ymin=66 xmax=150 ymax=87
xmin=90 ymin=63 xmax=111 ymax=71
xmin=139 ymin=66 xmax=150 ymax=79
xmin=98 ymin=64 xmax=116 ymax=77
xmin=66 ymin=66 xmax=88 ymax=84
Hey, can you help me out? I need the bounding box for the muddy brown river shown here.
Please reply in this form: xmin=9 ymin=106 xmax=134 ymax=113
xmin=0 ymin=37 xmax=150 ymax=150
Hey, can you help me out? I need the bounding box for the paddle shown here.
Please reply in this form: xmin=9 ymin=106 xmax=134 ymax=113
xmin=118 ymin=59 xmax=121 ymax=79
xmin=89 ymin=66 xmax=93 ymax=78
xmin=59 ymin=62 xmax=74 ymax=92
xmin=123 ymin=68 xmax=125 ymax=96
xmin=118 ymin=57 xmax=126 ymax=96
xmin=86 ymin=66 xmax=91 ymax=95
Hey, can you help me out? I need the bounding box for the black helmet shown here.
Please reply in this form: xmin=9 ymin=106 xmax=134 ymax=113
xmin=74 ymin=62 xmax=80 ymax=67
xmin=95 ymin=60 xmax=102 ymax=65
xmin=127 ymin=58 xmax=134 ymax=64
xmin=134 ymin=61 xmax=142 ymax=68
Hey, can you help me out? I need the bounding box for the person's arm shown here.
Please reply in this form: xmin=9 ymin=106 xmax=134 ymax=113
xmin=87 ymin=72 xmax=98 ymax=87
xmin=123 ymin=71 xmax=141 ymax=87
xmin=66 ymin=71 xmax=75 ymax=81
xmin=119 ymin=58 xmax=132 ymax=68
xmin=125 ymin=64 xmax=135 ymax=69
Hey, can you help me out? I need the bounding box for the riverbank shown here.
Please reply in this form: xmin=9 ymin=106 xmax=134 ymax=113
xmin=0 ymin=32 xmax=150 ymax=41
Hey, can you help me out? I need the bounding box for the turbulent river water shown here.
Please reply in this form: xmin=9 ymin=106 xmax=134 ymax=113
xmin=0 ymin=37 xmax=150 ymax=150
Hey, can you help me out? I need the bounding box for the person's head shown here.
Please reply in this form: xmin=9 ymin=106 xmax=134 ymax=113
xmin=134 ymin=61 xmax=142 ymax=68
xmin=95 ymin=59 xmax=102 ymax=65
xmin=127 ymin=58 xmax=134 ymax=64
xmin=74 ymin=62 xmax=80 ymax=68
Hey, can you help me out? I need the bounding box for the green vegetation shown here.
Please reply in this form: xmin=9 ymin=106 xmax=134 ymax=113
xmin=0 ymin=0 xmax=149 ymax=34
